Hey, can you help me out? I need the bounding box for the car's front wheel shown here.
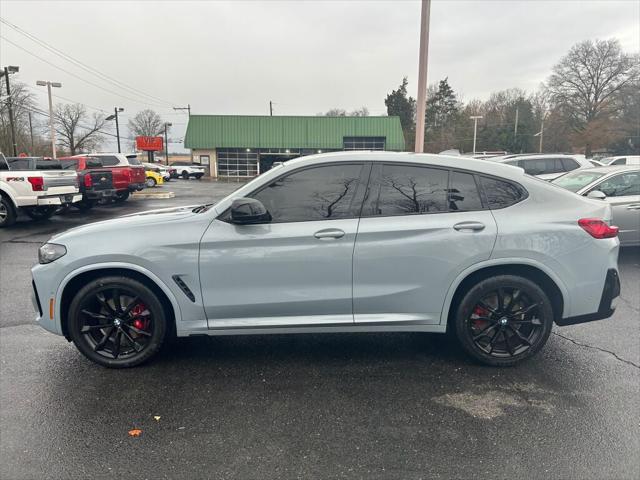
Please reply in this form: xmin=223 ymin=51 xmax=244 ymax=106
xmin=181 ymin=170 xmax=190 ymax=179
xmin=145 ymin=177 xmax=157 ymax=188
xmin=453 ymin=275 xmax=553 ymax=367
xmin=114 ymin=191 xmax=130 ymax=203
xmin=68 ymin=276 xmax=168 ymax=368
xmin=0 ymin=195 xmax=17 ymax=227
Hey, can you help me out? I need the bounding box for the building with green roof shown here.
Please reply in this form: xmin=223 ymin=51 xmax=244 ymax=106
xmin=184 ymin=115 xmax=405 ymax=178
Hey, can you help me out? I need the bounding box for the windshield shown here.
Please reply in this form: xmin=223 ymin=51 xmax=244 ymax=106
xmin=552 ymin=170 xmax=606 ymax=192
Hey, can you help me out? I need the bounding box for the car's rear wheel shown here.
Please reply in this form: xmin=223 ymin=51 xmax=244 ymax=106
xmin=114 ymin=191 xmax=130 ymax=203
xmin=0 ymin=195 xmax=17 ymax=227
xmin=195 ymin=173 xmax=203 ymax=180
xmin=68 ymin=276 xmax=167 ymax=368
xmin=181 ymin=170 xmax=190 ymax=179
xmin=145 ymin=177 xmax=157 ymax=188
xmin=74 ymin=199 xmax=96 ymax=211
xmin=23 ymin=206 xmax=56 ymax=221
xmin=454 ymin=275 xmax=553 ymax=366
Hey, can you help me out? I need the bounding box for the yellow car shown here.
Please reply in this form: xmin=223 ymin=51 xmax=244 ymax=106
xmin=144 ymin=169 xmax=164 ymax=188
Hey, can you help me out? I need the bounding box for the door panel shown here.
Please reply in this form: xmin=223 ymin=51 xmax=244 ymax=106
xmin=353 ymin=211 xmax=497 ymax=324
xmin=607 ymin=196 xmax=640 ymax=245
xmin=200 ymin=218 xmax=359 ymax=327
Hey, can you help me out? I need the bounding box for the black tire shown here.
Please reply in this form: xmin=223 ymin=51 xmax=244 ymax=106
xmin=74 ymin=199 xmax=96 ymax=211
xmin=181 ymin=170 xmax=190 ymax=179
xmin=23 ymin=206 xmax=56 ymax=221
xmin=68 ymin=276 xmax=168 ymax=368
xmin=453 ymin=275 xmax=553 ymax=367
xmin=145 ymin=177 xmax=157 ymax=188
xmin=114 ymin=191 xmax=130 ymax=203
xmin=195 ymin=173 xmax=203 ymax=180
xmin=0 ymin=194 xmax=17 ymax=228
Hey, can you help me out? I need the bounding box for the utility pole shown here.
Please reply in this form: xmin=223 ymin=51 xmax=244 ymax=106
xmin=106 ymin=108 xmax=124 ymax=152
xmin=164 ymin=122 xmax=172 ymax=165
xmin=539 ymin=119 xmax=544 ymax=153
xmin=28 ymin=112 xmax=34 ymax=153
xmin=36 ymin=80 xmax=62 ymax=159
xmin=470 ymin=115 xmax=483 ymax=154
xmin=414 ymin=0 xmax=432 ymax=153
xmin=269 ymin=101 xmax=273 ymax=116
xmin=173 ymin=104 xmax=190 ymax=116
xmin=514 ymin=107 xmax=519 ymax=139
xmin=2 ymin=66 xmax=20 ymax=156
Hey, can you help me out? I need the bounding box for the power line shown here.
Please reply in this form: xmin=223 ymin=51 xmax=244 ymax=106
xmin=0 ymin=35 xmax=173 ymax=109
xmin=0 ymin=17 xmax=178 ymax=108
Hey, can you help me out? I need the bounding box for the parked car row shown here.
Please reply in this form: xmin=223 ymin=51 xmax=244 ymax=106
xmin=0 ymin=152 xmax=163 ymax=228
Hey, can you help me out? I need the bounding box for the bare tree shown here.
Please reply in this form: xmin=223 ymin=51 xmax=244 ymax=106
xmin=128 ymin=109 xmax=164 ymax=137
xmin=0 ymin=78 xmax=39 ymax=154
xmin=546 ymin=39 xmax=639 ymax=156
xmin=54 ymin=103 xmax=105 ymax=155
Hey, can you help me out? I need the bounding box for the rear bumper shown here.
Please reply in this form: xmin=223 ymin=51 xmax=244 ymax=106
xmin=556 ymin=269 xmax=620 ymax=326
xmin=85 ymin=189 xmax=116 ymax=200
xmin=36 ymin=194 xmax=82 ymax=206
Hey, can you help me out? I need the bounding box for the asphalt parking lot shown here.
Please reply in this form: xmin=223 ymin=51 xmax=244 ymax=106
xmin=1 ymin=179 xmax=638 ymax=479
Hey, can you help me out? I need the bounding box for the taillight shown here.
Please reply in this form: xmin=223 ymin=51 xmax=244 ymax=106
xmin=84 ymin=174 xmax=93 ymax=188
xmin=124 ymin=168 xmax=132 ymax=180
xmin=27 ymin=176 xmax=45 ymax=191
xmin=578 ymin=218 xmax=619 ymax=239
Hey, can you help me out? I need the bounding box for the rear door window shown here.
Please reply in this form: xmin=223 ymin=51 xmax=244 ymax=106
xmin=60 ymin=160 xmax=79 ymax=170
xmin=98 ymin=156 xmax=120 ymax=166
xmin=86 ymin=158 xmax=103 ymax=168
xmin=448 ymin=171 xmax=484 ymax=211
xmin=596 ymin=172 xmax=640 ymax=197
xmin=611 ymin=158 xmax=626 ymax=165
xmin=561 ymin=158 xmax=580 ymax=171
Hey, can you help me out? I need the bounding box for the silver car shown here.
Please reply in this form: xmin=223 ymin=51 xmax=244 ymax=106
xmin=493 ymin=153 xmax=595 ymax=181
xmin=31 ymin=152 xmax=620 ymax=368
xmin=552 ymin=166 xmax=640 ymax=246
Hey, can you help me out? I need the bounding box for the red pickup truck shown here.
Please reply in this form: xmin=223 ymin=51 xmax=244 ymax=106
xmin=58 ymin=156 xmax=117 ymax=209
xmin=75 ymin=153 xmax=146 ymax=202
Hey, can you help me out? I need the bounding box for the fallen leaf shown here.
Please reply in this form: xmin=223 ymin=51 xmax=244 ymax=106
xmin=154 ymin=416 xmax=161 ymax=421
xmin=128 ymin=429 xmax=142 ymax=437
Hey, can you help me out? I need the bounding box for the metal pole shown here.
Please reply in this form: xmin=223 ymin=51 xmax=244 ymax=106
xmin=514 ymin=107 xmax=519 ymax=139
xmin=269 ymin=101 xmax=273 ymax=116
xmin=539 ymin=119 xmax=544 ymax=153
xmin=4 ymin=67 xmax=18 ymax=156
xmin=473 ymin=118 xmax=478 ymax=154
xmin=28 ymin=112 xmax=34 ymax=153
xmin=114 ymin=107 xmax=121 ymax=153
xmin=164 ymin=124 xmax=169 ymax=165
xmin=46 ymin=82 xmax=57 ymax=159
xmin=414 ymin=0 xmax=431 ymax=153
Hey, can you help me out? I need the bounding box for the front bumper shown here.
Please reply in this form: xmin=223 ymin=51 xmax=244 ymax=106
xmin=36 ymin=193 xmax=82 ymax=206
xmin=556 ymin=269 xmax=620 ymax=326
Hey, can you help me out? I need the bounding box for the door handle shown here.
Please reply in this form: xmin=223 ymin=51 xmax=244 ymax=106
xmin=314 ymin=228 xmax=345 ymax=240
xmin=453 ymin=221 xmax=485 ymax=232
xmin=626 ymin=204 xmax=640 ymax=210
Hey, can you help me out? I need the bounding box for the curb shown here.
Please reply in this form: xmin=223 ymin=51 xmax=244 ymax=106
xmin=132 ymin=191 xmax=176 ymax=199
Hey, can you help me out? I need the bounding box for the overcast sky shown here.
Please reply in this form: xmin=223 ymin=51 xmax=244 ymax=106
xmin=1 ymin=0 xmax=638 ymax=152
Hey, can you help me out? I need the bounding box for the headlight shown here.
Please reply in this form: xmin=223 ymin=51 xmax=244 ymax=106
xmin=38 ymin=243 xmax=67 ymax=264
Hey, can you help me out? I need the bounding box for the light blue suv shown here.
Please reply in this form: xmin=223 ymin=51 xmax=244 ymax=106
xmin=32 ymin=152 xmax=621 ymax=368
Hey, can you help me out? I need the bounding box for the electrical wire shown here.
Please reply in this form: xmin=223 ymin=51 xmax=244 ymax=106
xmin=0 ymin=17 xmax=178 ymax=108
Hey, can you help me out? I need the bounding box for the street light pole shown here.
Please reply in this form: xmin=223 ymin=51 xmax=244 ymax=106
xmin=470 ymin=116 xmax=483 ymax=154
xmin=114 ymin=107 xmax=122 ymax=153
xmin=36 ymin=80 xmax=62 ymax=159
xmin=2 ymin=66 xmax=20 ymax=156
xmin=414 ymin=0 xmax=432 ymax=153
xmin=164 ymin=122 xmax=172 ymax=165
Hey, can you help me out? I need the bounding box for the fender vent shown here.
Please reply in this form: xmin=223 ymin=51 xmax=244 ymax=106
xmin=172 ymin=275 xmax=196 ymax=302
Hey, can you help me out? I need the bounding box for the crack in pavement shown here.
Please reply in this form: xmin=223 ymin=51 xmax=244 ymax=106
xmin=552 ymin=331 xmax=640 ymax=369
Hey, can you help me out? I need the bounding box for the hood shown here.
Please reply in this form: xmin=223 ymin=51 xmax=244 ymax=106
xmin=51 ymin=205 xmax=205 ymax=243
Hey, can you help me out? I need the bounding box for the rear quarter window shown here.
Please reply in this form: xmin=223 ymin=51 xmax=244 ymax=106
xmin=7 ymin=158 xmax=31 ymax=170
xmin=479 ymin=176 xmax=527 ymax=209
xmin=98 ymin=156 xmax=120 ymax=166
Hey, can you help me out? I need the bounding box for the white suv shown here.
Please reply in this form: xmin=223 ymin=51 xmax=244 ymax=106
xmin=494 ymin=154 xmax=595 ymax=181
xmin=171 ymin=162 xmax=206 ymax=179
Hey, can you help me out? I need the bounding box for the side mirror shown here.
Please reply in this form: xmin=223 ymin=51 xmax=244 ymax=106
xmin=230 ymin=198 xmax=272 ymax=225
xmin=587 ymin=190 xmax=606 ymax=200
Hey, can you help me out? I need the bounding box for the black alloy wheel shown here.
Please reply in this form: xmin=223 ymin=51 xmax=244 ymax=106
xmin=68 ymin=276 xmax=167 ymax=368
xmin=454 ymin=275 xmax=553 ymax=366
xmin=0 ymin=196 xmax=16 ymax=227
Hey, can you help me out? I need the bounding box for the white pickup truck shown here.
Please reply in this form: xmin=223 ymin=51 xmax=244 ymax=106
xmin=0 ymin=153 xmax=82 ymax=227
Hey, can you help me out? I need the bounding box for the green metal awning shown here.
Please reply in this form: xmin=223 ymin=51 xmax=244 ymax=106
xmin=184 ymin=115 xmax=405 ymax=150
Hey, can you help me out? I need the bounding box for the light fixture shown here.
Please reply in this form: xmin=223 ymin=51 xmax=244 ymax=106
xmin=285 ymin=149 xmax=290 ymax=153
xmin=246 ymin=148 xmax=251 ymax=152
xmin=317 ymin=150 xmax=322 ymax=153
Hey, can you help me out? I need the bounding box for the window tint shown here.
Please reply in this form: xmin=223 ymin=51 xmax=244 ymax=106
xmin=596 ymin=172 xmax=640 ymax=197
xmin=251 ymin=164 xmax=363 ymax=223
xmin=127 ymin=156 xmax=141 ymax=165
xmin=7 ymin=158 xmax=31 ymax=170
xmin=375 ymin=164 xmax=448 ymax=215
xmin=0 ymin=156 xmax=8 ymax=170
xmin=479 ymin=176 xmax=526 ymax=209
xmin=36 ymin=159 xmax=61 ymax=170
xmin=60 ymin=160 xmax=79 ymax=170
xmin=449 ymin=171 xmax=483 ymax=211
xmin=98 ymin=156 xmax=119 ymax=166
xmin=522 ymin=158 xmax=565 ymax=175
xmin=86 ymin=158 xmax=103 ymax=168
xmin=561 ymin=158 xmax=580 ymax=171
xmin=611 ymin=158 xmax=626 ymax=165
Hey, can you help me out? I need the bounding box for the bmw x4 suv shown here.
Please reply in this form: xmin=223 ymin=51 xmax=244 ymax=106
xmin=32 ymin=152 xmax=620 ymax=368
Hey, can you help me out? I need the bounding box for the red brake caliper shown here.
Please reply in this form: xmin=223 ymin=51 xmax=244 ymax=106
xmin=130 ymin=303 xmax=150 ymax=332
xmin=471 ymin=305 xmax=489 ymax=330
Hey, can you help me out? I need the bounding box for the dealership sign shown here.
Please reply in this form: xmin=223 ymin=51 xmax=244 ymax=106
xmin=135 ymin=136 xmax=163 ymax=151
